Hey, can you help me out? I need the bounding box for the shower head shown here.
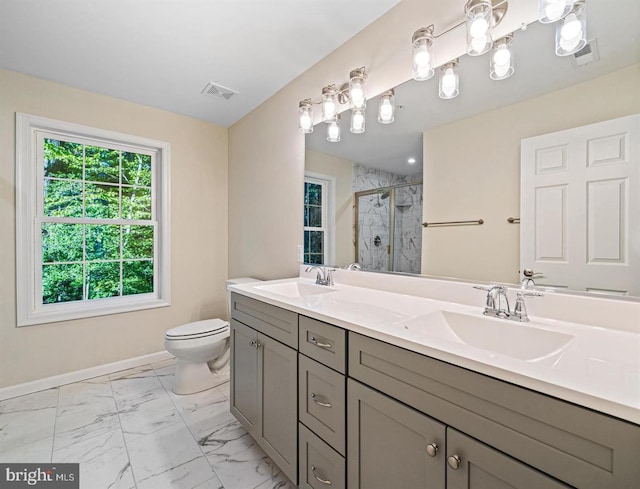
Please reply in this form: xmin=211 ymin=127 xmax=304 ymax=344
xmin=380 ymin=191 xmax=390 ymax=200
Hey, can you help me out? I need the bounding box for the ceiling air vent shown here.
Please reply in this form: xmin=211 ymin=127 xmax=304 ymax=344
xmin=571 ymin=39 xmax=599 ymax=68
xmin=201 ymin=82 xmax=237 ymax=100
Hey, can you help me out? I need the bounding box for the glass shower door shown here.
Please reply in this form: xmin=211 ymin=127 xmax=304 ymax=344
xmin=355 ymin=190 xmax=391 ymax=271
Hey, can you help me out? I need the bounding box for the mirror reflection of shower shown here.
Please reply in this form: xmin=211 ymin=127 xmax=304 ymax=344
xmin=355 ymin=182 xmax=423 ymax=274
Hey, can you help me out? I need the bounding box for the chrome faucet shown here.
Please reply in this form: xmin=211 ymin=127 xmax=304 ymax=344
xmin=305 ymin=265 xmax=335 ymax=286
xmin=484 ymin=285 xmax=511 ymax=319
xmin=474 ymin=285 xmax=543 ymax=322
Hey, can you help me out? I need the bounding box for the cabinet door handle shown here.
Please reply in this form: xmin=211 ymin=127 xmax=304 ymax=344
xmin=310 ymin=336 xmax=332 ymax=350
xmin=310 ymin=392 xmax=332 ymax=408
xmin=255 ymin=341 xmax=262 ymax=349
xmin=447 ymin=454 xmax=461 ymax=470
xmin=311 ymin=465 xmax=332 ymax=485
xmin=250 ymin=340 xmax=256 ymax=348
xmin=425 ymin=443 xmax=438 ymax=457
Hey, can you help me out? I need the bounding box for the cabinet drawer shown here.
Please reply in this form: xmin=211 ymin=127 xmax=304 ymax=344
xmin=299 ymin=354 xmax=346 ymax=455
xmin=299 ymin=315 xmax=346 ymax=373
xmin=230 ymin=292 xmax=298 ymax=348
xmin=299 ymin=422 xmax=345 ymax=489
xmin=349 ymin=332 xmax=640 ymax=489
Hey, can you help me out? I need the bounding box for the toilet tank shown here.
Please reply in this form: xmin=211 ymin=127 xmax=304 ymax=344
xmin=225 ymin=277 xmax=262 ymax=320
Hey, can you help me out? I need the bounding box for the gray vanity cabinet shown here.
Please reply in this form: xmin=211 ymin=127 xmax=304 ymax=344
xmin=230 ymin=319 xmax=259 ymax=431
xmin=229 ymin=294 xmax=298 ymax=483
xmin=347 ymin=378 xmax=446 ymax=489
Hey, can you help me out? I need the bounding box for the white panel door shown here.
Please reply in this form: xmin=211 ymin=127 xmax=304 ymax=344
xmin=521 ymin=114 xmax=639 ymax=295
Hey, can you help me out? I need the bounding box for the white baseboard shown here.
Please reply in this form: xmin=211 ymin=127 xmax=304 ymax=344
xmin=0 ymin=350 xmax=174 ymax=401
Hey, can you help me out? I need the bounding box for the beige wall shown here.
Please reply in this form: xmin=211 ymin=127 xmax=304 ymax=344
xmin=305 ymin=150 xmax=354 ymax=267
xmin=422 ymin=64 xmax=640 ymax=283
xmin=0 ymin=69 xmax=229 ymax=387
xmin=228 ymin=0 xmax=538 ymax=280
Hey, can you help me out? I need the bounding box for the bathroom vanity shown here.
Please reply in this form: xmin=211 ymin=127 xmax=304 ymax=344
xmin=228 ymin=275 xmax=640 ymax=489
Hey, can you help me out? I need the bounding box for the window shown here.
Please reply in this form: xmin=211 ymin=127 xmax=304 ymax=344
xmin=16 ymin=114 xmax=171 ymax=326
xmin=303 ymin=173 xmax=335 ymax=265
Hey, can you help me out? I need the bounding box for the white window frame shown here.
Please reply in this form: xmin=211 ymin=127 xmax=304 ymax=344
xmin=304 ymin=172 xmax=336 ymax=266
xmin=16 ymin=113 xmax=171 ymax=326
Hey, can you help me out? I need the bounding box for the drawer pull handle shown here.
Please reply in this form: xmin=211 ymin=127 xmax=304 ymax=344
xmin=310 ymin=336 xmax=332 ymax=350
xmin=310 ymin=392 xmax=332 ymax=408
xmin=311 ymin=465 xmax=332 ymax=485
xmin=425 ymin=443 xmax=438 ymax=457
xmin=447 ymin=454 xmax=461 ymax=470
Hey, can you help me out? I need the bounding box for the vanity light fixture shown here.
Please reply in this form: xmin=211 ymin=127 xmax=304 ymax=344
xmin=378 ymin=89 xmax=395 ymax=124
xmin=321 ymin=85 xmax=339 ymax=123
xmin=412 ymin=26 xmax=435 ymax=81
xmin=555 ymin=1 xmax=586 ymax=56
xmin=298 ymin=99 xmax=313 ymax=133
xmin=349 ymin=67 xmax=367 ymax=110
xmin=490 ymin=34 xmax=515 ymax=80
xmin=350 ymin=109 xmax=366 ymax=134
xmin=538 ymin=0 xmax=577 ymax=23
xmin=327 ymin=114 xmax=341 ymax=142
xmin=439 ymin=60 xmax=460 ymax=99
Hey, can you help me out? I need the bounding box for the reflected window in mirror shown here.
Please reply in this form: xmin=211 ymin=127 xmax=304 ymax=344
xmin=304 ymin=173 xmax=335 ymax=265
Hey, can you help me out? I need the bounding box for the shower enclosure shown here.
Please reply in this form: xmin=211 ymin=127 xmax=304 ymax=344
xmin=354 ymin=182 xmax=423 ymax=274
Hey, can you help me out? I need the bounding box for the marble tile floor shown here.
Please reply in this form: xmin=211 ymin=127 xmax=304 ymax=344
xmin=0 ymin=359 xmax=296 ymax=489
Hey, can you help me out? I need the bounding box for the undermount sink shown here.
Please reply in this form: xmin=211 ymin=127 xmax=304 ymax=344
xmin=256 ymin=281 xmax=336 ymax=299
xmin=401 ymin=310 xmax=575 ymax=361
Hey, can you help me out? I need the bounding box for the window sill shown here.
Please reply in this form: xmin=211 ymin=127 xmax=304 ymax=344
xmin=17 ymin=296 xmax=171 ymax=327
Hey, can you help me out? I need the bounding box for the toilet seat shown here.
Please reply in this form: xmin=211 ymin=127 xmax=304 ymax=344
xmin=165 ymin=318 xmax=229 ymax=340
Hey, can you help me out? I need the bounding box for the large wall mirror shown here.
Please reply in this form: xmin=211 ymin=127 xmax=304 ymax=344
xmin=304 ymin=0 xmax=639 ymax=298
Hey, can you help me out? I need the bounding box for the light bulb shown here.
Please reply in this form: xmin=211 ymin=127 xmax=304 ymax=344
xmin=469 ymin=15 xmax=489 ymax=38
xmin=471 ymin=36 xmax=490 ymax=54
xmin=545 ymin=0 xmax=567 ymax=22
xmin=323 ymin=99 xmax=336 ymax=121
xmin=350 ymin=109 xmax=365 ymax=134
xmin=442 ymin=70 xmax=456 ymax=96
xmin=560 ymin=13 xmax=582 ymax=40
xmin=378 ymin=91 xmax=395 ymax=124
xmin=439 ymin=62 xmax=459 ymax=99
xmin=493 ymin=45 xmax=511 ymax=65
xmin=380 ymin=101 xmax=392 ymax=119
xmin=555 ymin=3 xmax=586 ymax=56
xmin=298 ymin=100 xmax=313 ymax=133
xmin=327 ymin=119 xmax=340 ymax=142
xmin=350 ymin=83 xmax=365 ymax=109
xmin=414 ymin=46 xmax=430 ymax=68
xmin=300 ymin=113 xmax=312 ymax=131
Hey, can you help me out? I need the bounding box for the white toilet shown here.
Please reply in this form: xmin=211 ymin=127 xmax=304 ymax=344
xmin=164 ymin=277 xmax=261 ymax=395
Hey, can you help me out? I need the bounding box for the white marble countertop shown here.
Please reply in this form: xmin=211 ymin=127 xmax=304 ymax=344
xmin=229 ymin=276 xmax=640 ymax=425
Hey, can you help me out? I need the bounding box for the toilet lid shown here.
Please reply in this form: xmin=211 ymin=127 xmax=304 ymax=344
xmin=165 ymin=318 xmax=229 ymax=339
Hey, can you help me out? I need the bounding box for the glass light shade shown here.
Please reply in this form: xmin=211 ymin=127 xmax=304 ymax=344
xmin=349 ymin=69 xmax=367 ymax=110
xmin=555 ymin=2 xmax=586 ymax=56
xmin=321 ymin=86 xmax=338 ymax=122
xmin=538 ymin=0 xmax=575 ymax=23
xmin=378 ymin=91 xmax=395 ymax=124
xmin=439 ymin=63 xmax=459 ymax=99
xmin=466 ymin=0 xmax=493 ymax=56
xmin=298 ymin=100 xmax=313 ymax=133
xmin=327 ymin=117 xmax=341 ymax=142
xmin=490 ymin=37 xmax=515 ymax=80
xmin=412 ymin=29 xmax=435 ymax=81
xmin=350 ymin=109 xmax=366 ymax=134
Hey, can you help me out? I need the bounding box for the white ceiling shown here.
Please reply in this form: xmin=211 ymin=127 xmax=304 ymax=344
xmin=306 ymin=0 xmax=640 ymax=175
xmin=0 ymin=0 xmax=401 ymax=127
